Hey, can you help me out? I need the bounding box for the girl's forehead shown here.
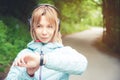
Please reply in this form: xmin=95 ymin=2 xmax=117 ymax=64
xmin=32 ymin=7 xmax=58 ymax=26
xmin=37 ymin=15 xmax=56 ymax=25
xmin=38 ymin=16 xmax=50 ymax=24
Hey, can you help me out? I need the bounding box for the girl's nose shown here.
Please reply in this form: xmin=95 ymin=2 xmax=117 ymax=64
xmin=42 ymin=28 xmax=47 ymax=35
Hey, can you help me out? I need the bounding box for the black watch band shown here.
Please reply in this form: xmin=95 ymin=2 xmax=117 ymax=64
xmin=40 ymin=53 xmax=44 ymax=66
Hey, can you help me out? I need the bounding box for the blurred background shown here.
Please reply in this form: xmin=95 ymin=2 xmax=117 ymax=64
xmin=0 ymin=0 xmax=120 ymax=79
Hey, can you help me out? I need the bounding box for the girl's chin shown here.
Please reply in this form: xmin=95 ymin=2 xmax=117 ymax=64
xmin=41 ymin=40 xmax=49 ymax=43
xmin=39 ymin=38 xmax=51 ymax=43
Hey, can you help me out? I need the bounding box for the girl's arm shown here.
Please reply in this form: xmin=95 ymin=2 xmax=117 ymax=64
xmin=5 ymin=49 xmax=37 ymax=80
xmin=44 ymin=46 xmax=88 ymax=75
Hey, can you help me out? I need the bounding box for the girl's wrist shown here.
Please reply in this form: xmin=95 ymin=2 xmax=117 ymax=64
xmin=40 ymin=53 xmax=44 ymax=66
xmin=28 ymin=73 xmax=34 ymax=77
xmin=27 ymin=69 xmax=34 ymax=77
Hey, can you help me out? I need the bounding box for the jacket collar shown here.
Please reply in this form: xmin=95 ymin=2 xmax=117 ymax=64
xmin=27 ymin=40 xmax=63 ymax=51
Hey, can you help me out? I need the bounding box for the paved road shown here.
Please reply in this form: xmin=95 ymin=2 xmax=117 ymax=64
xmin=62 ymin=27 xmax=120 ymax=80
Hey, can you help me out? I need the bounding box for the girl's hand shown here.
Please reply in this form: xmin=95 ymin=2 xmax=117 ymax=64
xmin=14 ymin=52 xmax=40 ymax=68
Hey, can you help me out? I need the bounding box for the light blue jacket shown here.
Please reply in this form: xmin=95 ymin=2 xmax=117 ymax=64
xmin=6 ymin=41 xmax=87 ymax=80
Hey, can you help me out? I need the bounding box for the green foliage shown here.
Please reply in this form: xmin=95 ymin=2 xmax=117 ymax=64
xmin=38 ymin=0 xmax=54 ymax=4
xmin=0 ymin=16 xmax=31 ymax=72
xmin=81 ymin=0 xmax=103 ymax=26
xmin=61 ymin=21 xmax=90 ymax=35
xmin=0 ymin=20 xmax=11 ymax=72
xmin=54 ymin=0 xmax=103 ymax=34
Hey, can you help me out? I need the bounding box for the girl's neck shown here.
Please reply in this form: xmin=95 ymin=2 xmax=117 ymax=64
xmin=35 ymin=40 xmax=47 ymax=45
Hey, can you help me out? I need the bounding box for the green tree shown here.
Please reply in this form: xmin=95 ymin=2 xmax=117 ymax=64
xmin=54 ymin=0 xmax=102 ymax=34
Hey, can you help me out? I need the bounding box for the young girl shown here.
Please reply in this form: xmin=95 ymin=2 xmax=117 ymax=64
xmin=6 ymin=4 xmax=87 ymax=80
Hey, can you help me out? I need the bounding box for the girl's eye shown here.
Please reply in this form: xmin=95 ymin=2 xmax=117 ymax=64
xmin=37 ymin=26 xmax=40 ymax=27
xmin=37 ymin=25 xmax=42 ymax=28
xmin=48 ymin=26 xmax=53 ymax=28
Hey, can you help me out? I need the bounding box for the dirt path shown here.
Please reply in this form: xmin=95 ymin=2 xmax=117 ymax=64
xmin=62 ymin=27 xmax=120 ymax=80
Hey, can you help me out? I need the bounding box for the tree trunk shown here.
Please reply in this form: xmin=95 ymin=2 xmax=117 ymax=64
xmin=102 ymin=0 xmax=120 ymax=52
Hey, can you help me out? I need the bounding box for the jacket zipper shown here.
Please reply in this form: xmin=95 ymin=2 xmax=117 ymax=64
xmin=39 ymin=43 xmax=44 ymax=80
xmin=39 ymin=51 xmax=43 ymax=80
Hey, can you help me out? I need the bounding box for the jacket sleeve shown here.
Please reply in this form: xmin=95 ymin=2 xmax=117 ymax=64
xmin=5 ymin=49 xmax=37 ymax=80
xmin=44 ymin=46 xmax=88 ymax=75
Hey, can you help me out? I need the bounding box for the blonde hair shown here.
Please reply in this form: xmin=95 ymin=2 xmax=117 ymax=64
xmin=30 ymin=4 xmax=62 ymax=43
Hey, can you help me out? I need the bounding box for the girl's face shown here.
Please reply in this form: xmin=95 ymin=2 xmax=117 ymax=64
xmin=35 ymin=16 xmax=55 ymax=43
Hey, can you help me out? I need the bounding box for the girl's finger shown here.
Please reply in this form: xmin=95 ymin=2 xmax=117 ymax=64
xmin=14 ymin=58 xmax=20 ymax=66
xmin=18 ymin=58 xmax=25 ymax=67
xmin=13 ymin=61 xmax=17 ymax=66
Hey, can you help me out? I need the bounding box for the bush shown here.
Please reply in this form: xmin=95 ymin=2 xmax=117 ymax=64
xmin=0 ymin=16 xmax=31 ymax=72
xmin=0 ymin=20 xmax=11 ymax=71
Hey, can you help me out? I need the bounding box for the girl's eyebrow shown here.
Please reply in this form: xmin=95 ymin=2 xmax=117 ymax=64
xmin=41 ymin=23 xmax=52 ymax=26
